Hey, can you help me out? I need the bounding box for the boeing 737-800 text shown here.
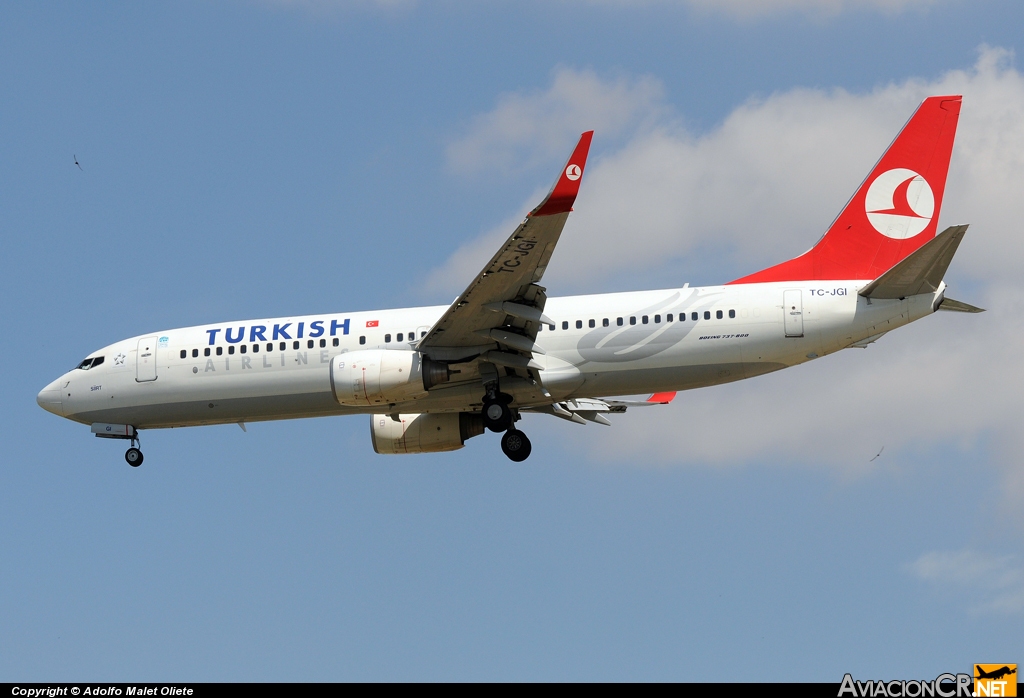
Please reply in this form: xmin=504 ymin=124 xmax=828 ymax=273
xmin=37 ymin=95 xmax=981 ymax=465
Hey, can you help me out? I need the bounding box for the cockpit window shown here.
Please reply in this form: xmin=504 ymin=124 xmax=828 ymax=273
xmin=76 ymin=356 xmax=104 ymax=370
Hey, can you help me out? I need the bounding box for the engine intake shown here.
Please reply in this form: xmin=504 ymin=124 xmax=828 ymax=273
xmin=371 ymin=412 xmax=485 ymax=454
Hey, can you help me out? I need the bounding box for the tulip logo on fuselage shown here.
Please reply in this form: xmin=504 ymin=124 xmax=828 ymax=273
xmin=864 ymin=167 xmax=935 ymax=239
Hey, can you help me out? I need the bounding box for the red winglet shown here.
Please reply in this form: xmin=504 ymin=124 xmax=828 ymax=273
xmin=530 ymin=131 xmax=594 ymax=217
xmin=647 ymin=391 xmax=676 ymax=404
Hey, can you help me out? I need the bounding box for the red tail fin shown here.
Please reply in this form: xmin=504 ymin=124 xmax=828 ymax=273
xmin=730 ymin=95 xmax=961 ymax=284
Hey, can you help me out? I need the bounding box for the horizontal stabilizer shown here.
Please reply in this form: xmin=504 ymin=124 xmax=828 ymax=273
xmin=859 ymin=225 xmax=969 ymax=299
xmin=937 ymin=297 xmax=985 ymax=313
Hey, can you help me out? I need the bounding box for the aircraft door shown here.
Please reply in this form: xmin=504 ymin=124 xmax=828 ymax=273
xmin=415 ymin=326 xmax=431 ymax=343
xmin=783 ymin=290 xmax=804 ymax=337
xmin=136 ymin=336 xmax=158 ymax=382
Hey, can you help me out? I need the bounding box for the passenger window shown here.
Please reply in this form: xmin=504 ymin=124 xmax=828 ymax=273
xmin=667 ymin=313 xmax=673 ymax=322
xmin=228 ymin=346 xmax=235 ymax=355
xmin=293 ymin=341 xmax=299 ymax=350
xmin=642 ymin=315 xmax=649 ymax=324
xmin=359 ymin=336 xmax=366 ymax=345
xmin=267 ymin=343 xmax=273 ymax=352
xmin=588 ymin=319 xmax=595 ymax=328
xmin=692 ymin=312 xmax=698 ymax=321
xmin=397 ymin=333 xmax=403 ymax=342
xmin=180 ymin=350 xmax=186 ymax=359
xmin=729 ymin=309 xmax=736 ymax=318
xmin=307 ymin=340 xmax=314 ymax=349
xmin=420 ymin=331 xmax=426 ymax=338
xmin=704 ymin=311 xmax=711 ymax=320
xmin=216 ymin=347 xmax=223 ymax=356
xmin=319 ymin=338 xmax=326 ymax=348
xmin=333 ymin=338 xmax=339 ymax=347
xmin=716 ymin=310 xmax=723 ymax=319
xmin=602 ymin=318 xmax=609 ymax=327
xmin=204 ymin=348 xmax=211 ymax=357
xmin=654 ymin=315 xmax=661 ymax=323
xmin=252 ymin=344 xmax=259 ymax=353
xmin=549 ymin=324 xmax=555 ymax=331
xmin=576 ymin=320 xmax=582 ymax=329
xmin=630 ymin=317 xmax=636 ymax=325
xmin=192 ymin=348 xmax=198 ymax=358
xmin=385 ymin=334 xmax=392 ymax=343
xmin=562 ymin=321 xmax=568 ymax=330
xmin=240 ymin=344 xmax=247 ymax=354
xmin=617 ymin=317 xmax=623 ymax=326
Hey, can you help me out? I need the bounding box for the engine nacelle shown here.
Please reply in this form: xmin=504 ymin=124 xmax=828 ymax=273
xmin=330 ymin=350 xmax=430 ymax=406
xmin=370 ymin=412 xmax=485 ymax=454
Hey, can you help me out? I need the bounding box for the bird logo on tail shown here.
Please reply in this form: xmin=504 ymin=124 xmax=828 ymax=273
xmin=865 ymin=168 xmax=935 ymax=239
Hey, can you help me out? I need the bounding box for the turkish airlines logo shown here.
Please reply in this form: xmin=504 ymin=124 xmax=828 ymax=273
xmin=565 ymin=163 xmax=582 ymax=181
xmin=864 ymin=168 xmax=935 ymax=239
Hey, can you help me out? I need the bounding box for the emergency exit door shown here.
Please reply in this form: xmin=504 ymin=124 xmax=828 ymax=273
xmin=136 ymin=336 xmax=158 ymax=382
xmin=783 ymin=290 xmax=804 ymax=338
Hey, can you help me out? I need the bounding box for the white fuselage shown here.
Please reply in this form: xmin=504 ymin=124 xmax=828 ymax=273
xmin=37 ymin=281 xmax=942 ymax=430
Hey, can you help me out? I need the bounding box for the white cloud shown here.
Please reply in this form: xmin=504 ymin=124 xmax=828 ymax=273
xmin=908 ymin=549 xmax=1024 ymax=614
xmin=266 ymin=0 xmax=952 ymax=20
xmin=447 ymin=67 xmax=666 ymax=174
xmin=435 ymin=47 xmax=1024 ymax=513
xmin=437 ymin=47 xmax=1024 ymax=291
xmin=668 ymin=0 xmax=944 ymax=19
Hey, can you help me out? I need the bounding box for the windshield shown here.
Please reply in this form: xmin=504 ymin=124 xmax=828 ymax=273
xmin=75 ymin=356 xmax=104 ymax=370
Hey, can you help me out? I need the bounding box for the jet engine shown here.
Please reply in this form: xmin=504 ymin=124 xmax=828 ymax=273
xmin=370 ymin=412 xmax=485 ymax=454
xmin=331 ymin=350 xmax=453 ymax=406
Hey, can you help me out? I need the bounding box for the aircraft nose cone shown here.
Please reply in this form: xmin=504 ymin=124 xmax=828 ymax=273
xmin=37 ymin=379 xmax=64 ymax=417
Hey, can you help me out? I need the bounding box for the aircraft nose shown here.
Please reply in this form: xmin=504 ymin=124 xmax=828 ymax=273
xmin=37 ymin=378 xmax=64 ymax=417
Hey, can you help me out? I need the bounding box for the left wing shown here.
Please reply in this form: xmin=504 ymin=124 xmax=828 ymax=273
xmin=418 ymin=131 xmax=594 ymax=364
xmin=526 ymin=392 xmax=677 ymax=426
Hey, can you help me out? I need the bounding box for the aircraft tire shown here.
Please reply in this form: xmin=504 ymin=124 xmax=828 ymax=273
xmin=501 ymin=429 xmax=531 ymax=462
xmin=125 ymin=448 xmax=144 ymax=467
xmin=482 ymin=399 xmax=512 ymax=432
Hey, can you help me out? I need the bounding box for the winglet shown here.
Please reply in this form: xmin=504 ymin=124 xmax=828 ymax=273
xmin=647 ymin=391 xmax=676 ymax=404
xmin=530 ymin=131 xmax=594 ymax=217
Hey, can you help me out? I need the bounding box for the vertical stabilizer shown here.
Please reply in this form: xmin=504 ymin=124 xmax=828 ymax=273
xmin=730 ymin=95 xmax=961 ymax=284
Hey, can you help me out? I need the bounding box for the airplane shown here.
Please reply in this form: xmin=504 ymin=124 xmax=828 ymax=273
xmin=976 ymin=666 xmax=1016 ymax=681
xmin=37 ymin=95 xmax=982 ymax=466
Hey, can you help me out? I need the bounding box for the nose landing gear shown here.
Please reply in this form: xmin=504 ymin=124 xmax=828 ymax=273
xmin=125 ymin=447 xmax=144 ymax=467
xmin=124 ymin=433 xmax=143 ymax=467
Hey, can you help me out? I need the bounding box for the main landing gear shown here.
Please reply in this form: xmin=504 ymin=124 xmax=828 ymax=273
xmin=482 ymin=390 xmax=532 ymax=462
xmin=482 ymin=392 xmax=513 ymax=432
xmin=500 ymin=428 xmax=532 ymax=462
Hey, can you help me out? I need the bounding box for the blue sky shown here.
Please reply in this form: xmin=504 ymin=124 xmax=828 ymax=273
xmin=2 ymin=0 xmax=1023 ymax=681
